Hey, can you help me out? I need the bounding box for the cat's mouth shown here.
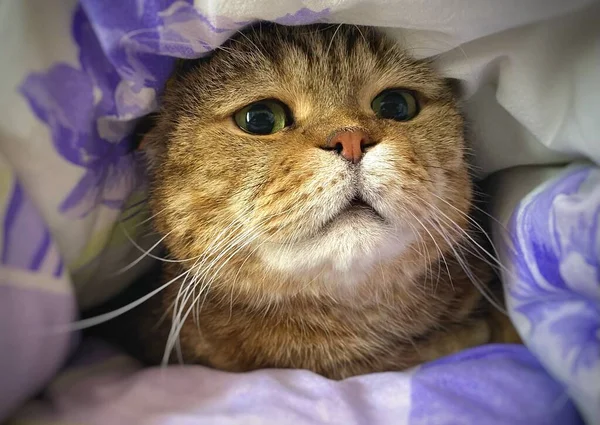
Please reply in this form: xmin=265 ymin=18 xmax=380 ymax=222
xmin=345 ymin=195 xmax=378 ymax=213
xmin=305 ymin=194 xmax=387 ymax=241
xmin=334 ymin=195 xmax=385 ymax=222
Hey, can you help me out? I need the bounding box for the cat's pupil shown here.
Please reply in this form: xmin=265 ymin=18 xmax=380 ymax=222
xmin=379 ymin=92 xmax=408 ymax=120
xmin=245 ymin=104 xmax=275 ymax=135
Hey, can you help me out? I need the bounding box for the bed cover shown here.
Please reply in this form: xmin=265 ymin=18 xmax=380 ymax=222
xmin=0 ymin=1 xmax=599 ymax=424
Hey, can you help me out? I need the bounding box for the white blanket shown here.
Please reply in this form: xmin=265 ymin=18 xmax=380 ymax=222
xmin=0 ymin=0 xmax=598 ymax=421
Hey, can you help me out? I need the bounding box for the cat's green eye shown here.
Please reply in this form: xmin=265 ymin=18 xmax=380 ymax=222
xmin=234 ymin=100 xmax=291 ymax=135
xmin=371 ymin=89 xmax=419 ymax=122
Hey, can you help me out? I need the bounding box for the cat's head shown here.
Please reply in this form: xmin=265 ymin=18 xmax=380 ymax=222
xmin=144 ymin=23 xmax=471 ymax=296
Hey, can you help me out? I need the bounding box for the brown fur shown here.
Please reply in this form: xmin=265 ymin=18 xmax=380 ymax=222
xmin=103 ymin=23 xmax=519 ymax=379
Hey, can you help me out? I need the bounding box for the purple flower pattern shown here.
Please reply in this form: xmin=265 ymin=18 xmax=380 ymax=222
xmin=2 ymin=180 xmax=63 ymax=277
xmin=410 ymin=345 xmax=583 ymax=425
xmin=505 ymin=165 xmax=600 ymax=423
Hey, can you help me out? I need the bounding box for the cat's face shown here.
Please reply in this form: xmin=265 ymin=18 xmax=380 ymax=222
xmin=145 ymin=24 xmax=471 ymax=290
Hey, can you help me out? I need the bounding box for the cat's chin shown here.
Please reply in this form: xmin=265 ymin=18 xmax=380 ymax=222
xmin=256 ymin=214 xmax=415 ymax=282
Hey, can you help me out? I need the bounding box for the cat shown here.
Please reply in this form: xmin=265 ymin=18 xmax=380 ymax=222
xmin=91 ymin=23 xmax=519 ymax=380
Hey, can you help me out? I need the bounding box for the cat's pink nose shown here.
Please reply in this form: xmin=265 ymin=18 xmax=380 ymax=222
xmin=327 ymin=129 xmax=371 ymax=164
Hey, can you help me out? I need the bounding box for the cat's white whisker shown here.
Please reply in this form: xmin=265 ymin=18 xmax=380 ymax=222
xmin=52 ymin=266 xmax=193 ymax=333
xmin=163 ymin=205 xmax=300 ymax=364
xmin=120 ymin=220 xmax=202 ymax=264
xmin=131 ymin=205 xmax=169 ymax=229
xmin=429 ymin=192 xmax=506 ymax=258
xmin=421 ymin=211 xmax=507 ymax=314
xmin=163 ymin=229 xmax=265 ymax=365
xmin=326 ymin=23 xmax=344 ymax=57
xmin=406 ymin=210 xmax=449 ymax=294
xmin=168 ymin=212 xmax=254 ymax=341
xmin=110 ymin=229 xmax=172 ymax=277
xmin=423 ymin=197 xmax=515 ymax=278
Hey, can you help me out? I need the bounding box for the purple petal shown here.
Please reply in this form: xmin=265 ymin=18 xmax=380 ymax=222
xmin=59 ymin=169 xmax=104 ymax=217
xmin=2 ymin=182 xmax=61 ymax=275
xmin=274 ymin=7 xmax=331 ymax=26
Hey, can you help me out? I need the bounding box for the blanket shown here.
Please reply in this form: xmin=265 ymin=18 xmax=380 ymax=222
xmin=0 ymin=0 xmax=598 ymax=423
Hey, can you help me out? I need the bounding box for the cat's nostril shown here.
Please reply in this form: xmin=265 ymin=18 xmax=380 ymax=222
xmin=325 ymin=129 xmax=372 ymax=164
